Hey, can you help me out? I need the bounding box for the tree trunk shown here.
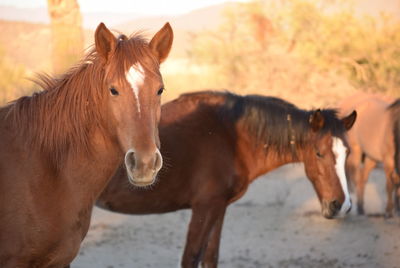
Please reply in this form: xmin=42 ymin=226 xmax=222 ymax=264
xmin=47 ymin=0 xmax=84 ymax=74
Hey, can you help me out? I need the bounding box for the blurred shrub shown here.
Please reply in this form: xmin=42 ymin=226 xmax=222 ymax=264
xmin=0 ymin=46 xmax=35 ymax=105
xmin=281 ymin=0 xmax=400 ymax=95
xmin=185 ymin=0 xmax=400 ymax=106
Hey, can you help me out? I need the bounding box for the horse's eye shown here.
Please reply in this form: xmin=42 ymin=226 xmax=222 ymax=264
xmin=316 ymin=151 xmax=323 ymax=158
xmin=157 ymin=87 xmax=164 ymax=96
xmin=110 ymin=87 xmax=119 ymax=96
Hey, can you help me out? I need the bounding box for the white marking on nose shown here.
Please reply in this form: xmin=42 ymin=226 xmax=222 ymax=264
xmin=155 ymin=148 xmax=163 ymax=173
xmin=332 ymin=137 xmax=351 ymax=216
xmin=126 ymin=64 xmax=145 ymax=114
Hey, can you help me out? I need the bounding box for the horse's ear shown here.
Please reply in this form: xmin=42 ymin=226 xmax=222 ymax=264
xmin=95 ymin=22 xmax=117 ymax=63
xmin=341 ymin=110 xmax=357 ymax=130
xmin=309 ymin=109 xmax=325 ymax=132
xmin=149 ymin=22 xmax=173 ymax=64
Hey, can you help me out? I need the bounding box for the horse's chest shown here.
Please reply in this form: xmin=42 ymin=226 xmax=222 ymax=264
xmin=227 ymin=175 xmax=249 ymax=203
xmin=0 ymin=221 xmax=84 ymax=267
xmin=37 ymin=209 xmax=91 ymax=266
xmin=30 ymin=206 xmax=91 ymax=266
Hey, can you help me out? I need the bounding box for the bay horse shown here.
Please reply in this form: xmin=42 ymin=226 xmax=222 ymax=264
xmin=97 ymin=91 xmax=356 ymax=268
xmin=339 ymin=92 xmax=400 ymax=217
xmin=0 ymin=22 xmax=173 ymax=267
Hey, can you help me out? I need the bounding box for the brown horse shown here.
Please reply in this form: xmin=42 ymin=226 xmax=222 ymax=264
xmin=97 ymin=91 xmax=356 ymax=268
xmin=339 ymin=92 xmax=400 ymax=217
xmin=0 ymin=22 xmax=173 ymax=267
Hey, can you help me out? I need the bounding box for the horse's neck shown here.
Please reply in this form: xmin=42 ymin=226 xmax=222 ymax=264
xmin=235 ymin=124 xmax=302 ymax=182
xmin=61 ymin=130 xmax=122 ymax=199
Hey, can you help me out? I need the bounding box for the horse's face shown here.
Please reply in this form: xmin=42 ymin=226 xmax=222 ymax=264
xmin=95 ymin=23 xmax=173 ymax=187
xmin=303 ymin=110 xmax=357 ymax=219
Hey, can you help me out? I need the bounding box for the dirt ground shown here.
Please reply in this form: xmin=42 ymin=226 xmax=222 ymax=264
xmin=71 ymin=164 xmax=400 ymax=268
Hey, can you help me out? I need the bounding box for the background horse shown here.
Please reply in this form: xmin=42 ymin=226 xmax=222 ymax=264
xmin=339 ymin=92 xmax=400 ymax=217
xmin=97 ymin=91 xmax=356 ymax=268
xmin=0 ymin=22 xmax=173 ymax=267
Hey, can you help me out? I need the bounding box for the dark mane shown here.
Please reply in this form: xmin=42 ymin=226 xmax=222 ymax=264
xmin=227 ymin=93 xmax=346 ymax=157
xmin=387 ymin=99 xmax=400 ymax=127
xmin=180 ymin=91 xmax=347 ymax=158
xmin=387 ymin=99 xmax=400 ymax=111
xmin=5 ymin=33 xmax=158 ymax=169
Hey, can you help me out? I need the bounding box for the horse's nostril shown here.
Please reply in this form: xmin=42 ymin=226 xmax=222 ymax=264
xmin=125 ymin=150 xmax=136 ymax=170
xmin=330 ymin=200 xmax=342 ymax=211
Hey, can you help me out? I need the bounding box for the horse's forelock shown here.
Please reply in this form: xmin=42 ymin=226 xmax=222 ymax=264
xmin=318 ymin=109 xmax=347 ymax=138
xmin=112 ymin=34 xmax=161 ymax=80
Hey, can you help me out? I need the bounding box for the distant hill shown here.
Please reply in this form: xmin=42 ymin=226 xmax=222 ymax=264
xmin=115 ymin=3 xmax=231 ymax=32
xmin=113 ymin=2 xmax=234 ymax=58
xmin=0 ymin=4 xmax=227 ymax=30
xmin=0 ymin=5 xmax=148 ymax=29
xmin=0 ymin=2 xmax=232 ymax=73
xmin=0 ymin=19 xmax=94 ymax=73
xmin=83 ymin=12 xmax=144 ymax=29
xmin=0 ymin=20 xmax=52 ymax=72
xmin=0 ymin=6 xmax=49 ymax=24
xmin=1 ymin=0 xmax=398 ymax=73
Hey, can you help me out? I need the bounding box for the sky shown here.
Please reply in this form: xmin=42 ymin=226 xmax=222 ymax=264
xmin=0 ymin=0 xmax=247 ymax=15
xmin=2 ymin=0 xmax=399 ymax=16
xmin=1 ymin=0 xmax=398 ymax=25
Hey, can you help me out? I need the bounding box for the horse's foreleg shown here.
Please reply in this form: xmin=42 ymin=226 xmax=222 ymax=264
xmin=345 ymin=146 xmax=362 ymax=193
xmin=346 ymin=147 xmax=363 ymax=214
xmin=356 ymin=157 xmax=376 ymax=215
xmin=201 ymin=206 xmax=227 ymax=268
xmin=181 ymin=201 xmax=226 ymax=268
xmin=345 ymin=162 xmax=357 ymax=193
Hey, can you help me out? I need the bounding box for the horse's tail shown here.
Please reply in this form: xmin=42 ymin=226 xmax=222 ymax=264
xmin=388 ymin=99 xmax=400 ymax=176
xmin=394 ymin=121 xmax=400 ymax=176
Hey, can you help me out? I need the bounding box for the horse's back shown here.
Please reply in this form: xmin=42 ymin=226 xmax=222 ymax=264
xmin=339 ymin=93 xmax=393 ymax=161
xmin=338 ymin=91 xmax=393 ymax=115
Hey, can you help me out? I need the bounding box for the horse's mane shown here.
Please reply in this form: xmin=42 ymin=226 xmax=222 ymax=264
xmin=387 ymin=98 xmax=400 ymax=113
xmin=5 ymin=33 xmax=158 ymax=170
xmin=178 ymin=91 xmax=347 ymax=157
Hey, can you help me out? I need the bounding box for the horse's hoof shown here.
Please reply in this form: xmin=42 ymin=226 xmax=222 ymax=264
xmin=384 ymin=212 xmax=393 ymax=219
xmin=357 ymin=207 xmax=364 ymax=215
xmin=395 ymin=208 xmax=400 ymax=217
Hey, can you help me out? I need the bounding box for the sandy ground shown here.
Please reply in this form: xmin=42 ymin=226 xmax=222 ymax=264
xmin=71 ymin=164 xmax=400 ymax=268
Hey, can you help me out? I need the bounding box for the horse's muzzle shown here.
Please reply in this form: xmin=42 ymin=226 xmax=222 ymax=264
xmin=321 ymin=200 xmax=342 ymax=219
xmin=124 ymin=148 xmax=163 ymax=187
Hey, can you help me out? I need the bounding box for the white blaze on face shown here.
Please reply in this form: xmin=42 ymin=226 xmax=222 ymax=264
xmin=126 ymin=64 xmax=145 ymax=114
xmin=332 ymin=137 xmax=352 ymax=216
